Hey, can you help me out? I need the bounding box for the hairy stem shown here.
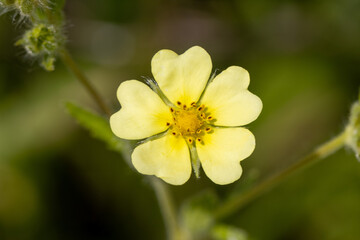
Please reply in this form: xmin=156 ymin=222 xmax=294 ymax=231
xmin=214 ymin=130 xmax=348 ymax=220
xmin=59 ymin=49 xmax=111 ymax=117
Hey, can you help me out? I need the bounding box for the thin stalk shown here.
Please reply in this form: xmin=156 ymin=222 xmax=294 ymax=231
xmin=214 ymin=130 xmax=348 ymax=220
xmin=150 ymin=177 xmax=184 ymax=240
xmin=59 ymin=49 xmax=111 ymax=117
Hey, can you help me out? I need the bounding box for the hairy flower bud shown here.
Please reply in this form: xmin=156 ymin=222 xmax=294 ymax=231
xmin=16 ymin=23 xmax=63 ymax=71
xmin=11 ymin=0 xmax=53 ymax=20
xmin=15 ymin=0 xmax=33 ymax=16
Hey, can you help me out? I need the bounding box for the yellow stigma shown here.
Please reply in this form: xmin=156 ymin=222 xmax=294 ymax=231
xmin=169 ymin=102 xmax=214 ymax=141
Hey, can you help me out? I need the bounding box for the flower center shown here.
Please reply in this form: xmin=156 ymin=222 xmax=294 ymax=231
xmin=174 ymin=109 xmax=203 ymax=135
xmin=167 ymin=101 xmax=215 ymax=144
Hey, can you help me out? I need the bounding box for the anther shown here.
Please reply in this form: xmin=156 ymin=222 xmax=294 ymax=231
xmin=196 ymin=129 xmax=202 ymax=134
xmin=176 ymin=101 xmax=182 ymax=106
xmin=170 ymin=108 xmax=174 ymax=113
xmin=183 ymin=105 xmax=187 ymax=110
xmin=197 ymin=138 xmax=202 ymax=142
xmin=205 ymin=127 xmax=212 ymax=132
xmin=191 ymin=102 xmax=196 ymax=107
xmin=197 ymin=105 xmax=204 ymax=111
xmin=207 ymin=116 xmax=213 ymax=120
xmin=166 ymin=122 xmax=171 ymax=126
xmin=201 ymin=113 xmax=206 ymax=119
xmin=172 ymin=132 xmax=177 ymax=136
xmin=187 ymin=138 xmax=193 ymax=144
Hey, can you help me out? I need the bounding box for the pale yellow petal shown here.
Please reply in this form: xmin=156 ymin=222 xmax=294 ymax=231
xmin=197 ymin=127 xmax=255 ymax=185
xmin=132 ymin=134 xmax=191 ymax=185
xmin=151 ymin=46 xmax=212 ymax=106
xmin=200 ymin=66 xmax=262 ymax=126
xmin=110 ymin=80 xmax=172 ymax=140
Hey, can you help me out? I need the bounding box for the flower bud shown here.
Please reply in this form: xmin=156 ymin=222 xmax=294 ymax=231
xmin=16 ymin=23 xmax=63 ymax=71
xmin=13 ymin=0 xmax=53 ymax=19
xmin=15 ymin=0 xmax=33 ymax=17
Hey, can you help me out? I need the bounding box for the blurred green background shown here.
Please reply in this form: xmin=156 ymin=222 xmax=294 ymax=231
xmin=0 ymin=0 xmax=360 ymax=239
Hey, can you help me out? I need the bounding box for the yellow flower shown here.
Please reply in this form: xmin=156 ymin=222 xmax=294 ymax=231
xmin=110 ymin=46 xmax=262 ymax=185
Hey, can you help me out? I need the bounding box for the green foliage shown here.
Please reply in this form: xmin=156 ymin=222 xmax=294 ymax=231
xmin=0 ymin=0 xmax=359 ymax=239
xmin=211 ymin=224 xmax=248 ymax=240
xmin=65 ymin=102 xmax=125 ymax=154
xmin=16 ymin=23 xmax=62 ymax=71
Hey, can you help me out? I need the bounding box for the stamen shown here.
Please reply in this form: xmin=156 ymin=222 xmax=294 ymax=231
xmin=166 ymin=122 xmax=171 ymax=126
xmin=177 ymin=101 xmax=182 ymax=106
xmin=197 ymin=105 xmax=204 ymax=111
xmin=207 ymin=116 xmax=213 ymax=120
xmin=172 ymin=132 xmax=177 ymax=136
xmin=170 ymin=108 xmax=174 ymax=113
xmin=196 ymin=129 xmax=202 ymax=134
xmin=183 ymin=105 xmax=187 ymax=110
xmin=191 ymin=102 xmax=196 ymax=107
xmin=196 ymin=138 xmax=202 ymax=142
xmin=187 ymin=138 xmax=193 ymax=144
xmin=201 ymin=113 xmax=206 ymax=119
xmin=205 ymin=127 xmax=212 ymax=132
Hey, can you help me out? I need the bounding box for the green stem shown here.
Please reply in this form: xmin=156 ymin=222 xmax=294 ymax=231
xmin=59 ymin=49 xmax=112 ymax=117
xmin=214 ymin=130 xmax=348 ymax=220
xmin=150 ymin=177 xmax=184 ymax=240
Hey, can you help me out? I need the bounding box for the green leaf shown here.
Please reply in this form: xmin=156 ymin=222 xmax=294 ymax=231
xmin=211 ymin=224 xmax=248 ymax=240
xmin=65 ymin=102 xmax=124 ymax=154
